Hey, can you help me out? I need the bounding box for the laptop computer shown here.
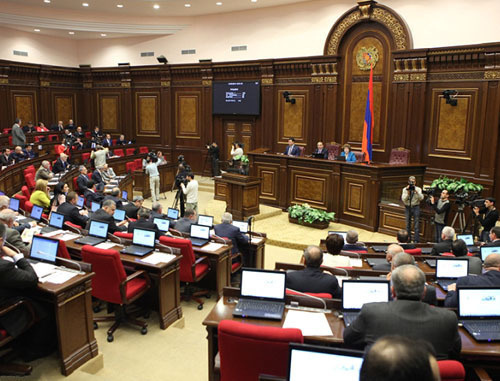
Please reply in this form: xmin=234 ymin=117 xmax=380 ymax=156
xmin=341 ymin=280 xmax=390 ymax=326
xmin=232 ymin=220 xmax=249 ymax=233
xmin=9 ymin=197 xmax=20 ymax=212
xmin=328 ymin=231 xmax=347 ymax=240
xmin=113 ymin=208 xmax=126 ymax=222
xmin=288 ymin=343 xmax=364 ymax=381
xmin=121 ymin=228 xmax=156 ymax=256
xmin=425 ymin=259 xmax=437 ymax=268
xmin=189 ymin=224 xmax=210 ymax=247
xmin=435 ymin=258 xmax=469 ymax=291
xmin=122 ymin=190 xmax=128 ymax=201
xmin=76 ymin=196 xmax=85 ymax=209
xmin=458 ymin=287 xmax=500 ymax=342
xmin=456 ymin=234 xmax=479 ymax=253
xmin=371 ymin=245 xmax=388 ymax=252
xmin=40 ymin=212 xmax=65 ymax=233
xmin=311 ymin=153 xmax=326 ymax=159
xmin=197 ymin=214 xmax=214 ymax=228
xmin=90 ymin=202 xmax=101 ymax=213
xmin=28 ymin=236 xmax=60 ymax=278
xmin=335 ymin=155 xmax=346 ymax=161
xmin=366 ymin=257 xmax=390 ymax=267
xmin=153 ymin=218 xmax=170 ymax=232
xmin=74 ymin=220 xmax=109 ymax=246
xmin=167 ymin=208 xmax=179 ymax=220
xmin=480 ymin=246 xmax=500 ymax=262
xmin=233 ymin=268 xmax=286 ymax=320
xmin=18 ymin=204 xmax=43 ymax=224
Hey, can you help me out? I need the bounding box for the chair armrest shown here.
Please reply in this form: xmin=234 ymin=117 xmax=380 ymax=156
xmin=192 ymin=256 xmax=210 ymax=281
xmin=169 ymin=229 xmax=183 ymax=237
xmin=211 ymin=235 xmax=230 ymax=244
xmin=120 ymin=270 xmax=151 ymax=304
xmin=473 ymin=367 xmax=493 ymax=381
xmin=194 ymin=256 xmax=209 ymax=266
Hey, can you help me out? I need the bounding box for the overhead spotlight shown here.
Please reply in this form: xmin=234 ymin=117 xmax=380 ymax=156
xmin=68 ymin=31 xmax=75 ymax=35
xmin=283 ymin=91 xmax=296 ymax=104
xmin=117 ymin=4 xmax=124 ymax=8
xmin=443 ymin=90 xmax=458 ymax=106
xmin=157 ymin=55 xmax=168 ymax=64
xmin=100 ymin=33 xmax=107 ymax=37
xmin=185 ymin=3 xmax=191 ymax=7
xmin=153 ymin=4 xmax=160 ymax=9
xmin=82 ymin=2 xmax=89 ymax=7
xmin=216 ymin=2 xmax=222 ymax=5
xmin=34 ymin=29 xmax=41 ymax=32
xmin=44 ymin=0 xmax=51 ymax=3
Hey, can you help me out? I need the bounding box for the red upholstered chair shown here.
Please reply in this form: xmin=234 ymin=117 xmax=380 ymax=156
xmin=218 ymin=320 xmax=303 ymax=381
xmin=25 ymin=173 xmax=36 ymax=191
xmin=126 ymin=148 xmax=135 ymax=156
xmin=24 ymin=165 xmax=36 ymax=177
xmin=286 ymin=290 xmax=333 ymax=299
xmin=87 ymin=172 xmax=92 ymax=179
xmin=114 ymin=149 xmax=124 ymax=157
xmin=13 ymin=195 xmax=27 ymax=211
xmin=404 ymin=248 xmax=422 ymax=256
xmin=64 ymin=221 xmax=83 ymax=235
xmin=139 ymin=146 xmax=149 ymax=154
xmin=159 ymin=236 xmax=211 ymax=310
xmin=126 ymin=162 xmax=135 ymax=173
xmin=389 ymin=147 xmax=410 ymax=165
xmin=353 ymin=150 xmax=366 ymax=162
xmin=441 ymin=252 xmax=456 ymax=257
xmin=8 ymin=136 xmax=13 ymax=146
xmin=85 ymin=131 xmax=91 ymax=139
xmin=56 ymin=239 xmax=71 ymax=259
xmin=297 ymin=146 xmax=305 ymax=157
xmin=82 ymin=152 xmax=91 ymax=164
xmin=325 ymin=142 xmax=341 ymax=160
xmin=49 ymin=134 xmax=58 ymax=142
xmin=112 ymin=139 xmax=117 ymax=146
xmin=80 ymin=245 xmax=151 ymax=342
xmin=134 ymin=158 xmax=143 ymax=171
xmin=114 ymin=232 xmax=133 ymax=240
xmin=21 ymin=185 xmax=31 ymax=199
xmin=72 ymin=177 xmax=79 ymax=193
xmin=2 ymin=128 xmax=11 ymax=134
xmin=24 ymin=201 xmax=34 ymax=214
xmin=438 ymin=360 xmax=465 ymax=381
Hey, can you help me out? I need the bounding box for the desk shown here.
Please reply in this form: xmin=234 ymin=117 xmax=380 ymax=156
xmin=194 ymin=243 xmax=232 ymax=298
xmin=249 ymin=234 xmax=267 ymax=269
xmin=133 ymin=163 xmax=176 ymax=199
xmin=203 ymin=288 xmax=500 ymax=381
xmin=36 ymin=272 xmax=97 ymax=376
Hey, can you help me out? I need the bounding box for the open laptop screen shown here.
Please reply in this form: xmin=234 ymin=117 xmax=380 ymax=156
xmin=30 ymin=236 xmax=59 ymax=264
xmin=9 ymin=198 xmax=19 ymax=212
xmin=49 ymin=212 xmax=64 ymax=228
xmin=457 ymin=234 xmax=474 ymax=246
xmin=91 ymin=202 xmax=101 ymax=212
xmin=328 ymin=231 xmax=347 ymax=240
xmin=436 ymin=259 xmax=469 ymax=278
xmin=76 ymin=196 xmax=85 ymax=208
xmin=122 ymin=190 xmax=128 ymax=200
xmin=241 ymin=269 xmax=286 ymax=300
xmin=190 ymin=224 xmax=210 ymax=240
xmin=232 ymin=220 xmax=249 ymax=233
xmin=132 ymin=228 xmax=155 ymax=248
xmin=113 ymin=209 xmax=126 ymax=221
xmin=153 ymin=218 xmax=170 ymax=232
xmin=197 ymin=215 xmax=213 ymax=227
xmin=30 ymin=204 xmax=43 ymax=221
xmin=167 ymin=208 xmax=179 ymax=220
xmin=480 ymin=246 xmax=500 ymax=262
xmin=342 ymin=280 xmax=390 ymax=311
xmin=288 ymin=344 xmax=363 ymax=381
xmin=458 ymin=288 xmax=500 ymax=318
xmin=89 ymin=220 xmax=109 ymax=238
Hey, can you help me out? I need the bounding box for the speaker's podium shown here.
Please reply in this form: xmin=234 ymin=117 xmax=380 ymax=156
xmin=214 ymin=173 xmax=260 ymax=220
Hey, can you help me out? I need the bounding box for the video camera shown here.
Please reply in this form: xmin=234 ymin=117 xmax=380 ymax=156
xmin=146 ymin=151 xmax=158 ymax=163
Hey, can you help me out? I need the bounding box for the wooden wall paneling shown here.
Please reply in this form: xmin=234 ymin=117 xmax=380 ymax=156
xmin=240 ymin=121 xmax=253 ymax=153
xmin=407 ymin=82 xmax=427 ymax=163
xmin=276 ymin=88 xmax=309 ymax=150
xmin=53 ymin=94 xmax=76 ymax=124
xmin=175 ymin=90 xmax=201 ymax=142
xmin=224 ymin=121 xmax=237 ymax=160
xmin=11 ymin=90 xmax=37 ymax=126
xmin=289 ymin=167 xmax=331 ymax=210
xmin=324 ymin=83 xmax=338 ymax=144
xmin=487 ymin=80 xmax=500 ymax=200
xmin=479 ymin=81 xmax=499 ymax=181
xmin=259 ymin=67 xmax=274 ymax=149
xmin=389 ymin=83 xmax=408 ymax=153
xmin=97 ymin=93 xmax=121 ymax=133
xmin=0 ymin=80 xmax=9 ymax=128
xmin=311 ymin=84 xmax=323 ymax=147
xmin=135 ymin=92 xmax=160 ymax=137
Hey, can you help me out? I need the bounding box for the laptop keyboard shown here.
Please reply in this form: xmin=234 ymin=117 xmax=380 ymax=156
xmin=190 ymin=238 xmax=207 ymax=246
xmin=237 ymin=300 xmax=282 ymax=314
xmin=463 ymin=321 xmax=500 ymax=333
xmin=342 ymin=312 xmax=359 ymax=327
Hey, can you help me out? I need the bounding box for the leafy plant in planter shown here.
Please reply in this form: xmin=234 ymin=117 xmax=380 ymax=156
xmin=430 ymin=176 xmax=483 ymax=194
xmin=288 ymin=203 xmax=335 ymax=224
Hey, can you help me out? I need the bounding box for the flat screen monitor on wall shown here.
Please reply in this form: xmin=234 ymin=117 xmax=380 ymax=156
xmin=212 ymin=81 xmax=260 ymax=115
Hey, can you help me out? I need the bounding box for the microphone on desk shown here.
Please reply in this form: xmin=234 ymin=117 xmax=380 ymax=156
xmin=156 ymin=243 xmax=174 ymax=255
xmin=211 ymin=233 xmax=230 ymax=245
xmin=285 ymin=288 xmax=329 ymax=312
xmin=247 ymin=216 xmax=254 ymax=237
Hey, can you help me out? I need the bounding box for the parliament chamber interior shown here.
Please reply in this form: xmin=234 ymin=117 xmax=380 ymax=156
xmin=0 ymin=0 xmax=499 ymax=380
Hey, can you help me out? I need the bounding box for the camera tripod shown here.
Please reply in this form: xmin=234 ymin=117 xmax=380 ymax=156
xmin=451 ymin=204 xmax=467 ymax=233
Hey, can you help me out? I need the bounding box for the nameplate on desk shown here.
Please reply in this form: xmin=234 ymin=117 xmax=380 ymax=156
xmin=349 ymin=258 xmax=363 ymax=268
xmin=95 ymin=242 xmax=118 ymax=250
xmin=39 ymin=269 xmax=78 ymax=284
xmin=282 ymin=310 xmax=333 ymax=336
xmin=199 ymin=242 xmax=224 ymax=252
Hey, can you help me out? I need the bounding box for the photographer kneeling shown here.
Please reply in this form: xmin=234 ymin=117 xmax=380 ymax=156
xmin=180 ymin=172 xmax=198 ymax=213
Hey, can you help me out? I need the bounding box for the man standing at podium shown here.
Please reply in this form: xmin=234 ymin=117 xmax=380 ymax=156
xmin=402 ymin=176 xmax=424 ymax=243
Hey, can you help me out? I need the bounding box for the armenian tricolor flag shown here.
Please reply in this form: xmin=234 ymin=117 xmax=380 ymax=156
xmin=361 ymin=64 xmax=374 ymax=163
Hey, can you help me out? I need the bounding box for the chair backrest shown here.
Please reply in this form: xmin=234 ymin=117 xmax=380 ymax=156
xmin=353 ymin=151 xmax=365 ymax=162
xmin=126 ymin=148 xmax=135 ymax=156
xmin=80 ymin=245 xmax=127 ymax=305
xmin=389 ymin=147 xmax=410 ymax=165
xmin=404 ymin=248 xmax=422 ymax=256
xmin=134 ymin=158 xmax=143 ymax=170
xmin=85 ymin=131 xmax=91 ymax=138
xmin=82 ymin=152 xmax=91 ymax=163
xmin=126 ymin=162 xmax=135 ymax=173
xmin=24 ymin=200 xmax=34 ymax=213
xmin=438 ymin=360 xmax=465 ymax=381
xmin=218 ymin=320 xmax=303 ymax=381
xmin=57 ymin=239 xmax=71 ymax=259
xmin=13 ymin=194 xmax=27 ymax=211
xmin=49 ymin=134 xmax=58 ymax=142
xmin=139 ymin=146 xmax=149 ymax=154
xmin=325 ymin=143 xmax=341 ymax=160
xmin=25 ymin=165 xmax=36 ymax=176
xmin=114 ymin=149 xmax=124 ymax=157
xmin=441 ymin=252 xmax=456 ymax=257
xmin=297 ymin=146 xmax=305 ymax=157
xmin=8 ymin=136 xmax=12 ymax=146
xmin=72 ymin=177 xmax=79 ymax=192
xmin=21 ymin=185 xmax=31 ymax=199
xmin=114 ymin=232 xmax=133 ymax=240
xmin=159 ymin=236 xmax=197 ymax=282
xmin=286 ymin=290 xmax=333 ymax=299
xmin=25 ymin=172 xmax=36 ymax=190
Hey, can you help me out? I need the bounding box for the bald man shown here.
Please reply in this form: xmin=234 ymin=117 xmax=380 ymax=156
xmin=444 ymin=253 xmax=500 ymax=308
xmin=372 ymin=244 xmax=404 ymax=271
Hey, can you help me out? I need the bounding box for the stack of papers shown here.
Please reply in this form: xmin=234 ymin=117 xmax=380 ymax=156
xmin=199 ymin=242 xmax=224 ymax=252
xmin=283 ymin=310 xmax=333 ymax=336
xmin=349 ymin=258 xmax=363 ymax=267
xmin=251 ymin=237 xmax=263 ymax=244
xmin=32 ymin=262 xmax=57 ymax=278
xmin=39 ymin=269 xmax=78 ymax=284
xmin=140 ymin=252 xmax=176 ymax=265
xmin=95 ymin=242 xmax=117 ymax=250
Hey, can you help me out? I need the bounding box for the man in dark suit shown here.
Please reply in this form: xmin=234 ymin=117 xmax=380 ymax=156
xmin=0 ymin=209 xmax=31 ymax=256
xmin=74 ymin=126 xmax=85 ymax=140
xmin=66 ymin=119 xmax=76 ymax=130
xmin=286 ymin=245 xmax=341 ymax=298
xmin=91 ymin=165 xmax=105 ymax=191
xmin=86 ymin=199 xmax=127 ymax=234
xmin=149 ymin=202 xmax=167 ymax=220
xmin=451 ymin=239 xmax=482 ymax=275
xmin=284 ymin=137 xmax=300 ymax=156
xmin=484 ymin=226 xmax=500 ymax=247
xmin=22 ymin=121 xmax=36 ymax=134
xmin=430 ymin=226 xmax=454 ymax=255
xmin=174 ymin=208 xmax=197 ymax=233
xmin=396 ymin=229 xmax=416 ymax=250
xmin=344 ymin=264 xmax=461 ymax=360
xmin=57 ymin=191 xmax=89 ymax=228
xmin=77 ymin=165 xmax=90 ymax=193
xmin=103 ymin=188 xmax=123 ymax=209
xmin=473 ymin=197 xmax=499 ymax=242
xmin=342 ymin=229 xmax=366 ymax=251
xmin=214 ymin=212 xmax=249 ymax=254
xmin=102 ymin=133 xmax=113 ymax=147
xmin=0 ymin=148 xmax=14 ymax=167
xmin=372 ymin=244 xmax=404 ymax=272
xmin=313 ymin=141 xmax=328 ymax=159
xmin=128 ymin=208 xmax=162 ymax=240
xmin=9 ymin=146 xmax=27 ymax=163
xmin=51 ymin=120 xmax=64 ymax=132
xmin=444 ymin=253 xmax=500 ymax=308
xmin=83 ymin=180 xmax=104 ymax=208
xmin=52 ymin=153 xmax=70 ymax=174
xmin=124 ymin=196 xmax=144 ymax=219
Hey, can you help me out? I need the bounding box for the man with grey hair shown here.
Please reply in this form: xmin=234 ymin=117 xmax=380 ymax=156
xmin=344 ymin=264 xmax=461 ymax=360
xmin=173 ymin=208 xmax=197 ymax=233
xmin=286 ymin=245 xmax=341 ymax=298
xmin=77 ymin=165 xmax=89 ymax=193
xmin=401 ymin=176 xmax=424 ymax=242
xmin=53 ymin=153 xmax=69 ymax=174
xmin=103 ymin=187 xmax=122 ymax=209
xmin=100 ymin=163 xmax=116 ymax=183
xmin=124 ymin=196 xmax=144 ymax=220
xmin=343 ymin=229 xmax=366 ymax=251
xmin=372 ymin=244 xmax=404 ymax=271
xmin=430 ymin=225 xmax=455 ymax=255
xmin=12 ymin=117 xmax=26 ymax=147
xmin=35 ymin=160 xmax=54 ymax=181
xmin=0 ymin=209 xmax=31 ymax=255
xmin=150 ymin=201 xmax=165 ymax=220
xmin=86 ymin=199 xmax=127 ymax=234
xmin=214 ymin=212 xmax=249 ymax=261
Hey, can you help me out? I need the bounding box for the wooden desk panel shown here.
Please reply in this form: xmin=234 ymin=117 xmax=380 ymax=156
xmin=133 ymin=163 xmax=176 ymax=199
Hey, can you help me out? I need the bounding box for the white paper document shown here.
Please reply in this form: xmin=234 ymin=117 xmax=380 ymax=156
xmin=32 ymin=262 xmax=57 ymax=278
xmin=251 ymin=237 xmax=263 ymax=244
xmin=41 ymin=229 xmax=65 ymax=237
xmin=39 ymin=269 xmax=77 ymax=284
xmin=199 ymin=242 xmax=224 ymax=252
xmin=95 ymin=242 xmax=117 ymax=250
xmin=349 ymin=258 xmax=363 ymax=267
xmin=57 ymin=232 xmax=81 ymax=241
xmin=283 ymin=310 xmax=333 ymax=336
xmin=141 ymin=252 xmax=176 ymax=265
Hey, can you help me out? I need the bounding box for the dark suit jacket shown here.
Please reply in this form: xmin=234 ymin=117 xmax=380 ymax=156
xmin=214 ymin=223 xmax=249 ymax=254
xmin=103 ymin=195 xmax=122 ymax=209
xmin=477 ymin=208 xmax=500 ymax=233
xmin=123 ymin=203 xmax=140 ymax=219
xmin=174 ymin=217 xmax=194 ymax=234
xmin=313 ymin=148 xmax=328 ymax=159
xmin=286 ymin=267 xmax=341 ymax=298
xmin=77 ymin=174 xmax=89 ymax=193
xmin=431 ymin=239 xmax=453 ymax=256
xmin=484 ymin=240 xmax=500 ymax=247
xmin=128 ymin=219 xmax=162 ymax=240
xmin=91 ymin=170 xmax=104 ymax=189
xmin=6 ymin=228 xmax=31 ymax=256
xmin=57 ymin=202 xmax=88 ymax=228
xmin=284 ymin=145 xmax=300 ymax=156
xmin=83 ymin=189 xmax=103 ymax=208
xmin=444 ymin=270 xmax=500 ymax=308
xmin=102 ymin=138 xmax=112 ymax=147
xmin=52 ymin=159 xmax=69 ymax=174
xmin=0 ymin=154 xmax=13 ymax=167
xmin=343 ymin=299 xmax=461 ymax=360
xmin=400 ymin=243 xmax=416 ymax=250
xmin=86 ymin=208 xmax=126 ymax=234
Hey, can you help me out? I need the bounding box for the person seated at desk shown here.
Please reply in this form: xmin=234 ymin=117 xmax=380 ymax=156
xmin=0 ymin=148 xmax=14 ymax=167
xmin=100 ymin=163 xmax=117 ymax=184
xmin=148 ymin=202 xmax=167 ymax=221
xmin=51 ymin=120 xmax=64 ymax=132
xmin=9 ymin=146 xmax=27 ymax=163
xmin=57 ymin=191 xmax=89 ymax=229
xmin=451 ymin=239 xmax=482 ymax=275
xmin=214 ymin=212 xmax=249 ymax=264
xmin=124 ymin=196 xmax=144 ymax=220
xmin=22 ymin=121 xmax=36 ymax=134
xmin=103 ymin=188 xmax=123 ymax=209
xmin=344 ymin=264 xmax=461 ymax=360
xmin=372 ymin=244 xmax=404 ymax=272
xmin=128 ymin=208 xmax=162 ymax=240
xmin=36 ymin=122 xmax=49 ymax=132
xmin=360 ymin=336 xmax=441 ymax=381
xmin=116 ymin=134 xmax=129 ymax=145
xmin=77 ymin=165 xmax=90 ymax=193
xmin=173 ymin=208 xmax=197 ymax=233
xmin=342 ymin=230 xmax=366 ymax=251
xmin=484 ymin=226 xmax=500 ymax=247
xmin=62 ymin=129 xmax=75 ymax=147
xmin=86 ymin=199 xmax=126 ymax=234
xmin=322 ymin=233 xmax=351 ymax=267
xmin=286 ymin=245 xmax=341 ymax=298
xmin=0 ymin=223 xmax=57 ymax=362
xmin=284 ymin=137 xmax=300 ymax=157
xmin=50 ymin=182 xmax=68 ymax=210
xmin=0 ymin=196 xmax=31 ymax=235
xmin=72 ymin=137 xmax=85 ymax=151
xmin=83 ymin=180 xmax=104 ymax=208
xmin=0 ymin=209 xmax=31 ymax=256
xmin=91 ymin=126 xmax=103 ymax=141
xmin=66 ymin=119 xmax=76 ymax=131
xmin=340 ymin=143 xmax=356 ymax=162
xmin=35 ymin=160 xmax=54 ymax=181
xmin=444 ymin=253 xmax=500 ymax=308
xmin=396 ymin=229 xmax=416 ymax=249
xmin=74 ymin=126 xmax=85 ymax=140
xmin=30 ymin=179 xmax=51 ymax=213
xmin=52 ymin=153 xmax=70 ymax=174
xmin=23 ymin=144 xmax=36 ymax=160
xmin=430 ymin=226 xmax=454 ymax=256
xmin=91 ymin=165 xmax=106 ymax=192
xmin=102 ymin=133 xmax=113 ymax=147
xmin=312 ymin=141 xmax=328 ymax=159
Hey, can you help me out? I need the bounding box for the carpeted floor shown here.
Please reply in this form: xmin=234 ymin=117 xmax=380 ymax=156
xmin=4 ymin=176 xmax=393 ymax=381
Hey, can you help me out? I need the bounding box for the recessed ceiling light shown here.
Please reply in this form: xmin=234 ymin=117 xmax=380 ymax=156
xmin=34 ymin=28 xmax=41 ymax=32
xmin=185 ymin=3 xmax=191 ymax=7
xmin=117 ymin=4 xmax=123 ymax=8
xmin=82 ymin=2 xmax=89 ymax=7
xmin=101 ymin=33 xmax=107 ymax=37
xmin=251 ymin=0 xmax=257 ymax=2
xmin=153 ymin=4 xmax=160 ymax=9
xmin=43 ymin=0 xmax=51 ymax=3
xmin=216 ymin=2 xmax=222 ymax=5
xmin=69 ymin=31 xmax=75 ymax=35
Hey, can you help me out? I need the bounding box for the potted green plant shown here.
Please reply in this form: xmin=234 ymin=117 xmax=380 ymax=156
xmin=429 ymin=176 xmax=483 ymax=194
xmin=288 ymin=203 xmax=335 ymax=229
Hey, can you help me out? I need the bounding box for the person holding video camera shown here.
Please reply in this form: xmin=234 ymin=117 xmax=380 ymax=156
xmin=473 ymin=197 xmax=499 ymax=242
xmin=207 ymin=142 xmax=220 ymax=177
xmin=430 ymin=189 xmax=450 ymax=242
xmin=402 ymin=176 xmax=424 ymax=242
xmin=180 ymin=172 xmax=198 ymax=213
xmin=145 ymin=152 xmax=161 ymax=202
